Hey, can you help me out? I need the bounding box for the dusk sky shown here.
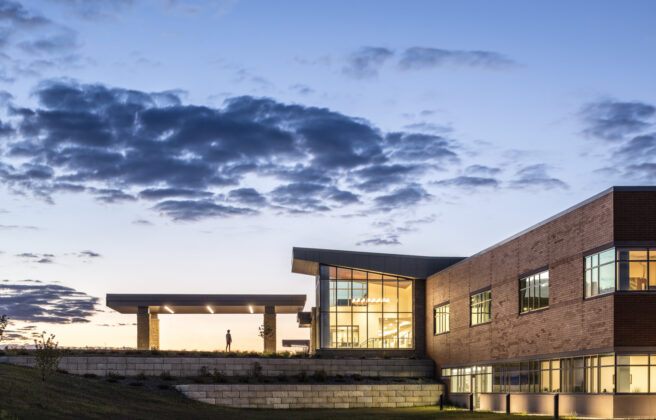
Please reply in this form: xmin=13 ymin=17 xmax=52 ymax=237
xmin=1 ymin=0 xmax=655 ymax=351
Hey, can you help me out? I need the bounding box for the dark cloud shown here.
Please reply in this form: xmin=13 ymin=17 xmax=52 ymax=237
xmin=342 ymin=46 xmax=394 ymax=79
xmin=626 ymin=163 xmax=656 ymax=181
xmin=353 ymin=164 xmax=424 ymax=192
xmin=51 ymin=0 xmax=133 ymax=21
xmin=510 ymin=164 xmax=568 ymax=190
xmin=17 ymin=28 xmax=78 ymax=55
xmin=0 ymin=79 xmax=463 ymax=220
xmin=0 ymin=281 xmax=100 ymax=323
xmin=78 ymin=250 xmax=101 ymax=258
xmin=154 ymin=200 xmax=258 ymax=221
xmin=384 ymin=133 xmax=459 ymax=163
xmin=465 ymin=164 xmax=501 ymax=177
xmin=616 ymin=134 xmax=656 ymax=159
xmin=227 ymin=188 xmax=267 ymax=207
xmin=434 ymin=176 xmax=499 ymax=188
xmin=132 ymin=219 xmax=153 ymax=226
xmin=356 ymin=235 xmax=401 ymax=246
xmin=16 ymin=252 xmax=54 ymax=264
xmin=373 ymin=184 xmax=432 ymax=210
xmin=581 ymin=100 xmax=655 ymax=141
xmin=398 ymin=47 xmax=515 ymax=70
xmin=138 ymin=188 xmax=213 ymax=200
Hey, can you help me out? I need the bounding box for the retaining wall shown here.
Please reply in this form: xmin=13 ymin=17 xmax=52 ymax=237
xmin=0 ymin=356 xmax=434 ymax=378
xmin=176 ymin=383 xmax=444 ymax=408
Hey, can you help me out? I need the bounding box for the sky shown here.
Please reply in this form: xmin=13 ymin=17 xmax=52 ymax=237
xmin=0 ymin=0 xmax=655 ymax=351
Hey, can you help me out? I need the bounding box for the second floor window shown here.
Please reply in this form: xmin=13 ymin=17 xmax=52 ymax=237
xmin=434 ymin=303 xmax=449 ymax=335
xmin=471 ymin=290 xmax=491 ymax=326
xmin=585 ymin=248 xmax=616 ymax=297
xmin=520 ymin=270 xmax=549 ymax=313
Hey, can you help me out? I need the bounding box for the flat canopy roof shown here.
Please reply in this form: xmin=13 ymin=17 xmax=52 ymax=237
xmin=292 ymin=247 xmax=465 ymax=279
xmin=106 ymin=294 xmax=306 ymax=314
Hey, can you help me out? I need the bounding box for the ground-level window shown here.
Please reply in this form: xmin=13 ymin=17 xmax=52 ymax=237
xmin=318 ymin=264 xmax=413 ymax=349
xmin=441 ymin=366 xmax=492 ymax=393
xmin=433 ymin=303 xmax=449 ymax=335
xmin=443 ymin=353 xmax=656 ymax=394
xmin=519 ymin=270 xmax=549 ymax=313
xmin=470 ymin=290 xmax=491 ymax=326
xmin=585 ymin=248 xmax=656 ymax=297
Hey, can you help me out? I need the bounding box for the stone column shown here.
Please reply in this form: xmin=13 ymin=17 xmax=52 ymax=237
xmin=263 ymin=306 xmax=276 ymax=353
xmin=310 ymin=307 xmax=317 ymax=353
xmin=149 ymin=313 xmax=160 ymax=350
xmin=137 ymin=306 xmax=151 ymax=350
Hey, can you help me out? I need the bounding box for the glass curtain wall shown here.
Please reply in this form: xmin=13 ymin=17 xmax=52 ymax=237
xmin=443 ymin=354 xmax=656 ymax=394
xmin=318 ymin=264 xmax=413 ymax=349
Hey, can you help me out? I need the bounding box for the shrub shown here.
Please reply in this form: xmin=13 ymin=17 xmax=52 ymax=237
xmin=276 ymin=373 xmax=288 ymax=382
xmin=312 ymin=369 xmax=327 ymax=382
xmin=160 ymin=371 xmax=173 ymax=381
xmin=211 ymin=369 xmax=227 ymax=383
xmin=297 ymin=371 xmax=308 ymax=383
xmin=129 ymin=382 xmax=143 ymax=387
xmin=107 ymin=372 xmax=125 ymax=380
xmin=335 ymin=374 xmax=346 ymax=382
xmin=0 ymin=315 xmax=8 ymax=343
xmin=135 ymin=372 xmax=147 ymax=380
xmin=157 ymin=384 xmax=170 ymax=390
xmin=251 ymin=362 xmax=263 ymax=378
xmin=83 ymin=373 xmax=98 ymax=379
xmin=237 ymin=375 xmax=250 ymax=383
xmin=198 ymin=366 xmax=210 ymax=377
xmin=56 ymin=368 xmax=69 ymax=374
xmin=351 ymin=374 xmax=363 ymax=382
xmin=34 ymin=332 xmax=62 ymax=382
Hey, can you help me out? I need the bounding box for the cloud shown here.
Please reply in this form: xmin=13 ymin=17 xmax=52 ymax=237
xmin=78 ymin=250 xmax=101 ymax=258
xmin=616 ymin=134 xmax=656 ymax=159
xmin=626 ymin=162 xmax=656 ymax=181
xmin=132 ymin=219 xmax=153 ymax=226
xmin=509 ymin=164 xmax=568 ymax=190
xmin=0 ymin=79 xmax=463 ymax=221
xmin=289 ymin=84 xmax=314 ymax=95
xmin=0 ymin=281 xmax=100 ymax=323
xmin=356 ymin=235 xmax=401 ymax=246
xmin=0 ymin=224 xmax=39 ymax=230
xmin=465 ymin=164 xmax=501 ymax=177
xmin=580 ymin=100 xmax=655 ymax=141
xmin=16 ymin=252 xmax=54 ymax=263
xmin=342 ymin=46 xmax=394 ymax=79
xmin=373 ymin=184 xmax=432 ymax=211
xmin=434 ymin=176 xmax=499 ymax=188
xmin=154 ymin=200 xmax=258 ymax=221
xmin=398 ymin=47 xmax=515 ymax=71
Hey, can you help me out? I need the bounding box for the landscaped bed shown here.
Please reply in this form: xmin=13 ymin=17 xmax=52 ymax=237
xmin=0 ymin=363 xmax=546 ymax=420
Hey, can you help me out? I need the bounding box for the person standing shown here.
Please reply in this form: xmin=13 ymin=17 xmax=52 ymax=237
xmin=225 ymin=329 xmax=232 ymax=351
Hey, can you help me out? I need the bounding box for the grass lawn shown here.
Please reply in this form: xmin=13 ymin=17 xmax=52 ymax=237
xmin=0 ymin=363 xmax=543 ymax=420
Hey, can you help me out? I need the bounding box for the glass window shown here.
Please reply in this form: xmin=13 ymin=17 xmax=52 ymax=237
xmin=585 ymin=248 xmax=615 ymax=297
xmin=434 ymin=303 xmax=449 ymax=335
xmin=318 ymin=264 xmax=413 ymax=349
xmin=520 ymin=270 xmax=549 ymax=313
xmin=471 ymin=290 xmax=491 ymax=326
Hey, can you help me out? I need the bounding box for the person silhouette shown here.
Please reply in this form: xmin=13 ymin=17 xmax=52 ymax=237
xmin=225 ymin=329 xmax=232 ymax=351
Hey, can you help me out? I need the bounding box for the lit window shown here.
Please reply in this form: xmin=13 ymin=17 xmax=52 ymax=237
xmin=585 ymin=248 xmax=616 ymax=297
xmin=433 ymin=303 xmax=449 ymax=335
xmin=519 ymin=270 xmax=549 ymax=313
xmin=470 ymin=290 xmax=491 ymax=326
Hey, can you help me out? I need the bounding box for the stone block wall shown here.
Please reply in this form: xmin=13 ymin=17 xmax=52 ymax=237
xmin=176 ymin=383 xmax=443 ymax=408
xmin=1 ymin=356 xmax=434 ymax=378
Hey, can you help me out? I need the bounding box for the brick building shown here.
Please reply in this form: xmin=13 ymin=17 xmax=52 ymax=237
xmin=292 ymin=186 xmax=656 ymax=418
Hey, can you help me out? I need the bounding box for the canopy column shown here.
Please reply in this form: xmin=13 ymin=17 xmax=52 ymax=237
xmin=149 ymin=313 xmax=160 ymax=350
xmin=137 ymin=306 xmax=151 ymax=350
xmin=264 ymin=305 xmax=276 ymax=353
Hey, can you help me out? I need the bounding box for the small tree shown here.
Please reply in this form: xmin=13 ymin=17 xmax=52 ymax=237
xmin=258 ymin=324 xmax=273 ymax=340
xmin=34 ymin=332 xmax=62 ymax=382
xmin=0 ymin=315 xmax=7 ymax=343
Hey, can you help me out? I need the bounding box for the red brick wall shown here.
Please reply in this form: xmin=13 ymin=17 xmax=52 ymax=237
xmin=426 ymin=192 xmax=616 ymax=368
xmin=614 ymin=293 xmax=656 ymax=346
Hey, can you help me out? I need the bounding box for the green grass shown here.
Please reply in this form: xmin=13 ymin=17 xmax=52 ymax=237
xmin=0 ymin=363 xmax=538 ymax=420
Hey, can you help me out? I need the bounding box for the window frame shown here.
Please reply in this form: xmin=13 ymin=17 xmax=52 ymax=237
xmin=433 ymin=301 xmax=450 ymax=336
xmin=470 ymin=288 xmax=492 ymax=327
xmin=519 ymin=268 xmax=549 ymax=314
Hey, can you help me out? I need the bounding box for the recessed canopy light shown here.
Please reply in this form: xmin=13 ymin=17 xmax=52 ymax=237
xmin=249 ymin=305 xmax=254 ymax=314
xmin=164 ymin=305 xmax=174 ymax=314
xmin=206 ymin=305 xmax=214 ymax=314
